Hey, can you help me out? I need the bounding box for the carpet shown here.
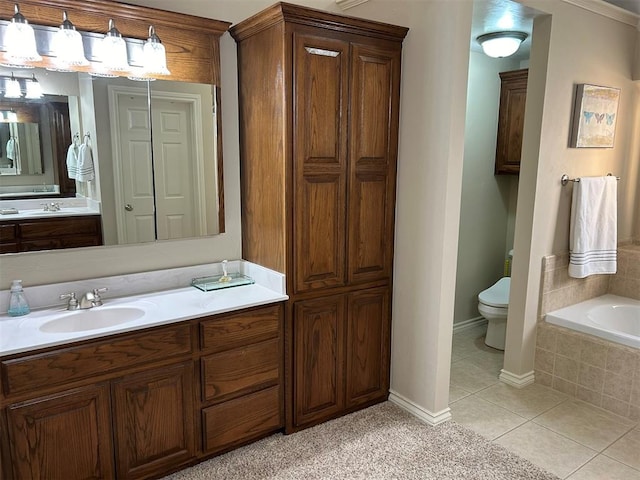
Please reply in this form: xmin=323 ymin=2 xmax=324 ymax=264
xmin=163 ymin=402 xmax=560 ymax=479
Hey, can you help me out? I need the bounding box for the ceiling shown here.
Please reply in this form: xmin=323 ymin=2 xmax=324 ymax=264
xmin=471 ymin=0 xmax=639 ymax=59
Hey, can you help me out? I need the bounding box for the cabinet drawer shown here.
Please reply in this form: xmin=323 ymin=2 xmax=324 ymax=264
xmin=201 ymin=338 xmax=279 ymax=403
xmin=202 ymin=385 xmax=281 ymax=453
xmin=2 ymin=324 xmax=192 ymax=396
xmin=0 ymin=223 xmax=16 ymax=242
xmin=200 ymin=304 xmax=280 ymax=353
xmin=19 ymin=216 xmax=101 ymax=239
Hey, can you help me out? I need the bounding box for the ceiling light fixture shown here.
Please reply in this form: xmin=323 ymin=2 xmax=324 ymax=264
xmin=25 ymin=74 xmax=43 ymax=98
xmin=52 ymin=11 xmax=89 ymax=70
xmin=94 ymin=19 xmax=130 ymax=76
xmin=3 ymin=4 xmax=42 ymax=67
xmin=142 ymin=26 xmax=170 ymax=76
xmin=4 ymin=73 xmax=22 ymax=98
xmin=477 ymin=31 xmax=528 ymax=58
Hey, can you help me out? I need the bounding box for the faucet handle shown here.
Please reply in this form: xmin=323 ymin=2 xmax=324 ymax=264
xmin=60 ymin=292 xmax=79 ymax=310
xmin=92 ymin=287 xmax=108 ymax=306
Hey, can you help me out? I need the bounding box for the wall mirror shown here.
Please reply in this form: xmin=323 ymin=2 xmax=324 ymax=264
xmin=0 ymin=64 xmax=222 ymax=251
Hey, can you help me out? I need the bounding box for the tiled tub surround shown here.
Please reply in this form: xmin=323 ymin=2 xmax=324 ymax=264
xmin=540 ymin=245 xmax=640 ymax=318
xmin=535 ymin=245 xmax=640 ymax=420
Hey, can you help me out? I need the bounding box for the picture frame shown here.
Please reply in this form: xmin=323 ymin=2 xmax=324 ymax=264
xmin=569 ymin=83 xmax=620 ymax=148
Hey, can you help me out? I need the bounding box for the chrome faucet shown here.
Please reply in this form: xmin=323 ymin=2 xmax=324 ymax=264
xmin=60 ymin=288 xmax=108 ymax=310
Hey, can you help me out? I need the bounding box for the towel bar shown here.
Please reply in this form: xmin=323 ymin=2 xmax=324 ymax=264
xmin=561 ymin=173 xmax=620 ymax=186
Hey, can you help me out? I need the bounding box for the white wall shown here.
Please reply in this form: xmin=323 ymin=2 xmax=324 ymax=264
xmin=454 ymin=51 xmax=520 ymax=325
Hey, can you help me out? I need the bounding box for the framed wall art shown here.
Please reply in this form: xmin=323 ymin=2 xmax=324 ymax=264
xmin=569 ymin=83 xmax=620 ymax=148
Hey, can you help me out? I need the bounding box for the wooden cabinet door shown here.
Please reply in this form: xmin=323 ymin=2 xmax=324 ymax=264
xmin=112 ymin=361 xmax=195 ymax=479
xmin=346 ymin=287 xmax=391 ymax=407
xmin=495 ymin=69 xmax=528 ymax=175
xmin=7 ymin=384 xmax=114 ymax=480
xmin=347 ymin=43 xmax=401 ymax=284
xmin=293 ymin=32 xmax=349 ymax=293
xmin=293 ymin=295 xmax=346 ymax=427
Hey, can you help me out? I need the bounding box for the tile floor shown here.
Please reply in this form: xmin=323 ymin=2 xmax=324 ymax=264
xmin=449 ymin=323 xmax=640 ymax=479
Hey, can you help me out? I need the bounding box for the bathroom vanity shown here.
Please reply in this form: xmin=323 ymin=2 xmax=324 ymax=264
xmin=0 ymin=263 xmax=287 ymax=479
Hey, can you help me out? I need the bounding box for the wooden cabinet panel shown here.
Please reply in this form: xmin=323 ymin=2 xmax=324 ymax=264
xmin=7 ymin=384 xmax=114 ymax=480
xmin=495 ymin=69 xmax=528 ymax=175
xmin=2 ymin=324 xmax=192 ymax=395
xmin=294 ymin=33 xmax=349 ymax=294
xmin=294 ymin=296 xmax=346 ymax=426
xmin=112 ymin=362 xmax=195 ymax=479
xmin=231 ymin=3 xmax=406 ymax=433
xmin=200 ymin=304 xmax=280 ymax=353
xmin=202 ymin=385 xmax=280 ymax=454
xmin=202 ymin=338 xmax=279 ymax=403
xmin=346 ymin=287 xmax=390 ymax=407
xmin=348 ymin=44 xmax=400 ymax=284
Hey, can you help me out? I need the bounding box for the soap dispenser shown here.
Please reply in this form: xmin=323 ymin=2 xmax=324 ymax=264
xmin=8 ymin=280 xmax=30 ymax=317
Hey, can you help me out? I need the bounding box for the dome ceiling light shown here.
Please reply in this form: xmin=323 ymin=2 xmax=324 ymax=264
xmin=477 ymin=31 xmax=528 ymax=58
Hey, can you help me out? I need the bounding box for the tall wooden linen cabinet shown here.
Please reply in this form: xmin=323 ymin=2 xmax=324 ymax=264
xmin=230 ymin=3 xmax=407 ymax=432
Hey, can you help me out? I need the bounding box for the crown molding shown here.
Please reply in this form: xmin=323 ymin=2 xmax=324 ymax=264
xmin=561 ymin=0 xmax=639 ymax=26
xmin=335 ymin=0 xmax=371 ymax=11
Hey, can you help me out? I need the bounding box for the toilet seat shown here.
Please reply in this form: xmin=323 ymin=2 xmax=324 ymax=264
xmin=478 ymin=277 xmax=510 ymax=308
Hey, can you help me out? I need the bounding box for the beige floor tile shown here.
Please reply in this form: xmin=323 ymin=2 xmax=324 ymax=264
xmin=533 ymin=400 xmax=636 ymax=451
xmin=464 ymin=349 xmax=504 ymax=375
xmin=495 ymin=422 xmax=597 ymax=478
xmin=449 ymin=384 xmax=472 ymax=404
xmin=603 ymin=426 xmax=640 ymax=470
xmin=567 ymin=454 xmax=640 ymax=480
xmin=478 ymin=382 xmax=569 ymax=419
xmin=450 ymin=395 xmax=526 ymax=440
xmin=450 ymin=358 xmax=500 ymax=393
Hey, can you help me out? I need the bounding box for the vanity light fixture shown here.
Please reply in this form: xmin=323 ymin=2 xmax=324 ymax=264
xmin=4 ymin=73 xmax=22 ymax=98
xmin=51 ymin=11 xmax=89 ymax=70
xmin=3 ymin=4 xmax=42 ymax=67
xmin=25 ymin=74 xmax=43 ymax=98
xmin=94 ymin=19 xmax=130 ymax=76
xmin=477 ymin=31 xmax=528 ymax=58
xmin=142 ymin=26 xmax=170 ymax=76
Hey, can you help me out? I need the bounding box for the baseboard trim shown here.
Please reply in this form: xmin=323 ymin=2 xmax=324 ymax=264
xmin=499 ymin=369 xmax=535 ymax=388
xmin=453 ymin=316 xmax=486 ymax=333
xmin=388 ymin=390 xmax=451 ymax=426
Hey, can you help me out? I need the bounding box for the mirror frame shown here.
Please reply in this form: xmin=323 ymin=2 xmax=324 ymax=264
xmin=0 ymin=0 xmax=230 ymax=232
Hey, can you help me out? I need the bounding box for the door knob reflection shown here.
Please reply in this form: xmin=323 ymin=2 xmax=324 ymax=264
xmin=124 ymin=203 xmax=133 ymax=211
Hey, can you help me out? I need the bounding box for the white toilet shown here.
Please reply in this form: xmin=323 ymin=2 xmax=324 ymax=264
xmin=478 ymin=277 xmax=510 ymax=350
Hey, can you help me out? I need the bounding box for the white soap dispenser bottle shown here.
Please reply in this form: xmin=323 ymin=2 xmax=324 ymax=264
xmin=8 ymin=280 xmax=30 ymax=317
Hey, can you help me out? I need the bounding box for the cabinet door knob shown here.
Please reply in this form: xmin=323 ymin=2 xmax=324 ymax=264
xmin=124 ymin=204 xmax=133 ymax=211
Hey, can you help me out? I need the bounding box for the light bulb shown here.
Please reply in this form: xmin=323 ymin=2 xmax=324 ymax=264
xmin=3 ymin=4 xmax=41 ymax=67
xmin=5 ymin=74 xmax=22 ymax=98
xmin=25 ymin=75 xmax=43 ymax=99
xmin=51 ymin=11 xmax=89 ymax=70
xmin=98 ymin=19 xmax=130 ymax=73
xmin=142 ymin=26 xmax=170 ymax=76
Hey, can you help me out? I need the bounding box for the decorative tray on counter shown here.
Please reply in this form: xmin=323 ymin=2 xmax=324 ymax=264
xmin=191 ymin=273 xmax=255 ymax=292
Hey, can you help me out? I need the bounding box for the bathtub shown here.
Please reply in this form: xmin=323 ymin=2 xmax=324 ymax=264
xmin=545 ymin=294 xmax=640 ymax=349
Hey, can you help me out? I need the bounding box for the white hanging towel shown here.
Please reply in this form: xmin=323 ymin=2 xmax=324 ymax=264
xmin=76 ymin=137 xmax=95 ymax=182
xmin=66 ymin=142 xmax=79 ymax=179
xmin=568 ymin=176 xmax=617 ymax=278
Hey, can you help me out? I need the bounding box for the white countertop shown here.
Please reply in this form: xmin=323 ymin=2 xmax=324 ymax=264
xmin=0 ymin=197 xmax=100 ymax=220
xmin=0 ymin=260 xmax=288 ymax=357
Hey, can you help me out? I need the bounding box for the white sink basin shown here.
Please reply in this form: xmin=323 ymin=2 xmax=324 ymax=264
xmin=39 ymin=306 xmax=146 ymax=333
